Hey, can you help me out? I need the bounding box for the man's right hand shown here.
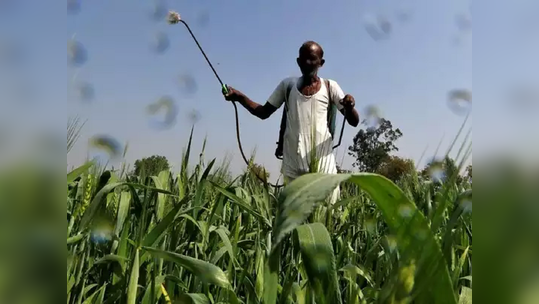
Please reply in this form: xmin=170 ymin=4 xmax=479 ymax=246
xmin=223 ymin=86 xmax=244 ymax=102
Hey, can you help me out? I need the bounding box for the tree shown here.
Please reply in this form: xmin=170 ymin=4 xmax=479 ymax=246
xmin=466 ymin=165 xmax=472 ymax=180
xmin=133 ymin=155 xmax=170 ymax=177
xmin=348 ymin=118 xmax=403 ymax=173
xmin=376 ymin=156 xmax=415 ymax=183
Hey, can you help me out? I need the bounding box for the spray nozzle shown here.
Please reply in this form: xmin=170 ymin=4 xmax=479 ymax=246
xmin=167 ymin=11 xmax=181 ymax=24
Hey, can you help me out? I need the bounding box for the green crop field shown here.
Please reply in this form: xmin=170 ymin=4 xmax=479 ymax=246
xmin=65 ymin=125 xmax=472 ymax=304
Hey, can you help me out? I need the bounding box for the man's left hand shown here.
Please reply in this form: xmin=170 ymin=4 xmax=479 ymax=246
xmin=341 ymin=94 xmax=355 ymax=110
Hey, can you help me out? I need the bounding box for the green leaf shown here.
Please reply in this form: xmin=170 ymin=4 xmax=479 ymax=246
xmin=151 ymin=170 xmax=171 ymax=221
xmin=114 ymin=191 xmax=131 ymax=237
xmin=340 ymin=263 xmax=375 ymax=286
xmin=94 ymin=284 xmax=107 ymax=304
xmin=452 ymin=246 xmax=470 ymax=289
xmin=263 ymin=256 xmax=279 ymax=304
xmin=213 ymin=227 xmax=235 ymax=264
xmin=68 ymin=161 xmax=94 ymax=185
xmin=192 ymin=159 xmax=216 ymax=219
xmin=141 ymin=275 xmax=165 ymax=304
xmin=82 ymin=284 xmax=105 ymax=304
xmin=141 ymin=196 xmax=189 ymax=248
xmin=142 ymin=247 xmax=230 ymax=288
xmin=94 ymin=254 xmax=129 ymax=273
xmin=127 ymin=249 xmax=140 ymax=304
xmin=291 ymin=282 xmax=305 ymax=304
xmin=272 ymin=174 xmax=350 ymax=250
xmin=255 ymin=246 xmax=265 ymax=301
xmin=79 ymin=182 xmax=127 ymax=231
xmin=126 ymin=182 xmax=176 ymax=196
xmin=210 ymin=182 xmax=271 ymax=227
xmin=67 ymin=233 xmax=85 ymax=245
xmin=294 ymin=223 xmax=342 ymax=304
xmin=271 ymin=173 xmax=457 ymax=304
xmin=176 ymin=293 xmax=210 ymax=304
xmin=459 ymin=286 xmax=472 ymax=304
xmin=82 ymin=284 xmax=98 ymax=296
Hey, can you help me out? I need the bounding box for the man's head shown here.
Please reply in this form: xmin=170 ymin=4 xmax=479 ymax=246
xmin=297 ymin=41 xmax=325 ymax=77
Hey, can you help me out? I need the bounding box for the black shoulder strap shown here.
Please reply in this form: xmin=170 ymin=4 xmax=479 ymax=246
xmin=276 ymin=80 xmax=294 ymax=159
xmin=324 ymin=79 xmax=332 ymax=108
xmin=285 ymin=81 xmax=294 ymax=106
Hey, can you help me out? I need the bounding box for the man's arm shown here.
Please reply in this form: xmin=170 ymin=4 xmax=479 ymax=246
xmin=224 ymin=80 xmax=287 ymax=120
xmin=236 ymin=95 xmax=278 ymax=120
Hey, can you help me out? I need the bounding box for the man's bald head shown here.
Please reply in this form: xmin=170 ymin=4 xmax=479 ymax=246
xmin=297 ymin=40 xmax=325 ymax=77
xmin=299 ymin=41 xmax=324 ymax=58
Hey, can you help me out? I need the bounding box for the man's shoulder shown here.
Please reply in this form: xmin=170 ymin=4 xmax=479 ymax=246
xmin=280 ymin=76 xmax=299 ymax=88
xmin=323 ymin=78 xmax=338 ymax=86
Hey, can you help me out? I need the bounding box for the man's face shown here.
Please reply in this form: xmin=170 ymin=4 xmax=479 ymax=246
xmin=297 ymin=45 xmax=324 ymax=77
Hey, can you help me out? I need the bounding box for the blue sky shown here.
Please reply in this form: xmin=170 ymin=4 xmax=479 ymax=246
xmin=67 ymin=0 xmax=472 ymax=177
xmin=5 ymin=0 xmax=539 ymax=178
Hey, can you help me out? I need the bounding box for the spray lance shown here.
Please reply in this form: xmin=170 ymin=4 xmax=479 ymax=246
xmin=167 ymin=11 xmax=346 ymax=187
xmin=167 ymin=11 xmax=283 ymax=187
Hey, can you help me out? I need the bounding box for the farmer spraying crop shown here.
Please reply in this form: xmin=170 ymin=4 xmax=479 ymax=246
xmin=223 ymin=41 xmax=360 ymax=203
xmin=167 ymin=11 xmax=359 ymax=202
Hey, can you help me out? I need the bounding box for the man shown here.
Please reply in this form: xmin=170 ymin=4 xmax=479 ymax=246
xmin=224 ymin=41 xmax=360 ymax=203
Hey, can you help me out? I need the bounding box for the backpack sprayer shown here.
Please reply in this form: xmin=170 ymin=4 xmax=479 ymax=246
xmin=167 ymin=11 xmax=346 ymax=188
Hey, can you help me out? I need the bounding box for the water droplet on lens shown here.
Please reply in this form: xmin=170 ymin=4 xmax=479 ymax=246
xmin=75 ymin=82 xmax=94 ymax=103
xmin=150 ymin=0 xmax=167 ymax=22
xmin=197 ymin=10 xmax=210 ymax=27
xmin=385 ymin=235 xmax=397 ymax=252
xmin=151 ymin=32 xmax=169 ymax=54
xmin=427 ymin=160 xmax=446 ymax=182
xmin=414 ymin=229 xmax=428 ymax=241
xmin=363 ymin=105 xmax=381 ymax=129
xmin=67 ymin=39 xmax=87 ymax=67
xmin=67 ymin=0 xmax=80 ymax=14
xmin=447 ymin=89 xmax=471 ymax=116
xmin=461 ymin=199 xmax=472 ymax=214
xmin=395 ymin=10 xmax=412 ymax=24
xmin=88 ymin=135 xmax=122 ymax=163
xmin=313 ymin=251 xmax=329 ymax=271
xmin=364 ymin=14 xmax=392 ymax=41
xmin=146 ymin=96 xmax=178 ymax=129
xmin=378 ymin=17 xmax=392 ymax=33
xmin=90 ymin=217 xmax=114 ymax=244
xmin=398 ymin=204 xmax=414 ymax=218
xmin=364 ymin=217 xmax=377 ymax=234
xmin=187 ymin=109 xmax=201 ymax=125
xmin=455 ymin=14 xmax=472 ymax=32
xmin=451 ymin=35 xmax=463 ymax=47
xmin=178 ymin=74 xmax=198 ymax=96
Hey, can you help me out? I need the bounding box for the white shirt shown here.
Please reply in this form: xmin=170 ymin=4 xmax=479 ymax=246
xmin=267 ymin=77 xmax=346 ymax=179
